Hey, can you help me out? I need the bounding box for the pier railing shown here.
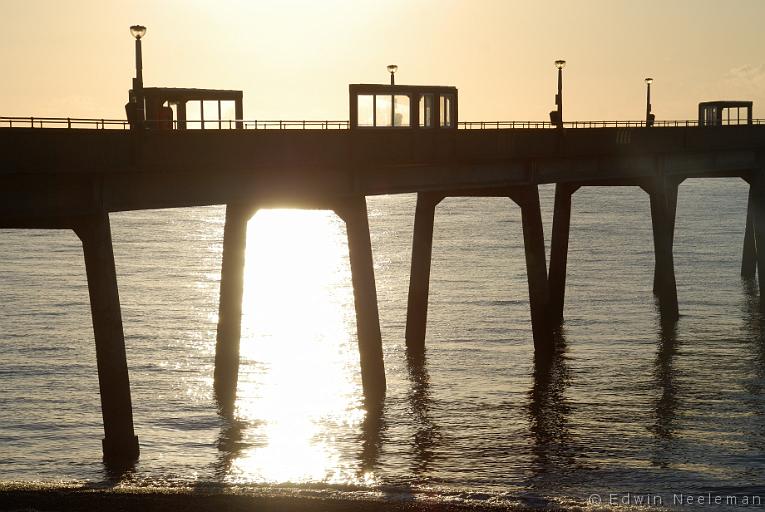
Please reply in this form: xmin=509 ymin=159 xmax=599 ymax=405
xmin=0 ymin=116 xmax=130 ymax=129
xmin=459 ymin=119 xmax=765 ymax=129
xmin=3 ymin=116 xmax=765 ymax=130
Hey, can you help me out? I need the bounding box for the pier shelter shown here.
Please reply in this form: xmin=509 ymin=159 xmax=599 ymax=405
xmin=349 ymin=84 xmax=458 ymax=129
xmin=698 ymin=100 xmax=753 ymax=126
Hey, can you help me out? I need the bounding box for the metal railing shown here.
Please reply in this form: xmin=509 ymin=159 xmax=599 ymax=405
xmin=0 ymin=116 xmax=349 ymax=130
xmin=459 ymin=119 xmax=765 ymax=129
xmin=243 ymin=120 xmax=349 ymax=130
xmin=150 ymin=119 xmax=349 ymax=129
xmin=3 ymin=115 xmax=765 ymax=131
xmin=0 ymin=116 xmax=130 ymax=129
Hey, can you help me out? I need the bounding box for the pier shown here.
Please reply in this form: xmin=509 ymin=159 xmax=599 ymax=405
xmin=2 ymin=112 xmax=764 ymax=461
xmin=2 ymin=35 xmax=765 ymax=463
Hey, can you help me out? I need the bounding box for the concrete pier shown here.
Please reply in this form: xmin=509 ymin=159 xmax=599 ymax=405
xmin=644 ymin=179 xmax=680 ymax=321
xmin=73 ymin=212 xmax=139 ymax=461
xmin=510 ymin=186 xmax=553 ymax=354
xmin=548 ymin=184 xmax=579 ymax=325
xmin=214 ymin=203 xmax=254 ymax=403
xmin=405 ymin=192 xmax=444 ymax=354
xmin=742 ymin=183 xmax=757 ymax=279
xmin=334 ymin=195 xmax=386 ymax=399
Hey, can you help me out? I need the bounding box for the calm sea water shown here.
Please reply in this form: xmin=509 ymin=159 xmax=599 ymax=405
xmin=2 ymin=180 xmax=764 ymax=509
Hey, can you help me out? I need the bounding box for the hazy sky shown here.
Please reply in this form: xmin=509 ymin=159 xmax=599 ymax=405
xmin=3 ymin=0 xmax=765 ymax=122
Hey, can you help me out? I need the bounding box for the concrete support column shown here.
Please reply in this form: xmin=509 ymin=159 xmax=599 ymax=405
xmin=510 ymin=186 xmax=553 ymax=355
xmin=73 ymin=212 xmax=139 ymax=461
xmin=405 ymin=192 xmax=444 ymax=355
xmin=742 ymin=184 xmax=757 ymax=279
xmin=335 ymin=195 xmax=386 ymax=400
xmin=653 ymin=181 xmax=679 ymax=293
xmin=750 ymin=177 xmax=765 ymax=305
xmin=548 ymin=184 xmax=578 ymax=325
xmin=214 ymin=203 xmax=254 ymax=403
xmin=645 ymin=180 xmax=679 ymax=321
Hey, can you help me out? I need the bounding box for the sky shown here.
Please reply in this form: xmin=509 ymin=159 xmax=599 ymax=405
xmin=2 ymin=0 xmax=765 ymax=123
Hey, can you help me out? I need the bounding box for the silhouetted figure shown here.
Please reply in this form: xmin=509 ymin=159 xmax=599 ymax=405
xmin=549 ymin=110 xmax=561 ymax=127
xmin=124 ymin=101 xmax=138 ymax=129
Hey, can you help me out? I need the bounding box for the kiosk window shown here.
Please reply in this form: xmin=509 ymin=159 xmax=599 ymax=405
xmin=357 ymin=95 xmax=374 ymax=127
xmin=375 ymin=96 xmax=392 ymax=127
xmin=440 ymin=94 xmax=453 ymax=127
xmin=394 ymin=95 xmax=410 ymax=126
xmin=419 ymin=94 xmax=434 ymax=127
xmin=358 ymin=94 xmax=411 ymax=127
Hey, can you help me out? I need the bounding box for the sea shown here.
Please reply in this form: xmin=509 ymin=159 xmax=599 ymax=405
xmin=1 ymin=180 xmax=764 ymax=510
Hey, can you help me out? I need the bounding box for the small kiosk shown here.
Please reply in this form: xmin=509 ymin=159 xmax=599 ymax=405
xmin=349 ymin=84 xmax=458 ymax=130
xmin=127 ymin=87 xmax=243 ymax=130
xmin=698 ymin=101 xmax=752 ymax=127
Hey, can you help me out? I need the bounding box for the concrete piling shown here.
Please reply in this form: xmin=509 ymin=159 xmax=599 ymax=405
xmin=74 ymin=212 xmax=139 ymax=461
xmin=742 ymin=184 xmax=757 ymax=279
xmin=510 ymin=186 xmax=553 ymax=354
xmin=214 ymin=203 xmax=254 ymax=404
xmin=653 ymin=181 xmax=679 ymax=294
xmin=405 ymin=192 xmax=444 ymax=354
xmin=645 ymin=180 xmax=680 ymax=321
xmin=335 ymin=195 xmax=386 ymax=400
xmin=548 ymin=184 xmax=578 ymax=325
xmin=750 ymin=177 xmax=765 ymax=306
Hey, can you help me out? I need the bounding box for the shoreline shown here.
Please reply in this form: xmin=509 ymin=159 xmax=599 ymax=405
xmin=0 ymin=485 xmax=546 ymax=512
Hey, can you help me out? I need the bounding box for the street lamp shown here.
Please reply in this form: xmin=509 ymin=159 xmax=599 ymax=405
xmin=387 ymin=64 xmax=398 ymax=86
xmin=645 ymin=77 xmax=655 ymax=127
xmin=130 ymin=25 xmax=146 ymax=127
xmin=551 ymin=59 xmax=566 ymax=127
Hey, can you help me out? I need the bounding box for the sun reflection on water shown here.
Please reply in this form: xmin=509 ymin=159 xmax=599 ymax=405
xmin=224 ymin=209 xmax=373 ymax=485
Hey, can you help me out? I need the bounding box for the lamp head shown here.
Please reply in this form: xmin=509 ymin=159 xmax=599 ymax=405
xmin=645 ymin=77 xmax=654 ymax=84
xmin=130 ymin=25 xmax=147 ymax=40
xmin=387 ymin=64 xmax=398 ymax=75
xmin=555 ymin=59 xmax=566 ymax=69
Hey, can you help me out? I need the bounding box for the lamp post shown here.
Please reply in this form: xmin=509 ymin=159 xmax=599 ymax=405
xmin=130 ymin=25 xmax=146 ymax=127
xmin=554 ymin=59 xmax=566 ymax=127
xmin=645 ymin=77 xmax=654 ymax=127
xmin=387 ymin=64 xmax=398 ymax=86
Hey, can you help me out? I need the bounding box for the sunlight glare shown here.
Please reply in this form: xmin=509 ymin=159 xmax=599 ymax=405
xmin=226 ymin=209 xmax=369 ymax=484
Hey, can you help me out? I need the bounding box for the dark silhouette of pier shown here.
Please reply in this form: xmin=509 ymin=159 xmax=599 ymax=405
xmin=2 ymin=29 xmax=765 ymax=464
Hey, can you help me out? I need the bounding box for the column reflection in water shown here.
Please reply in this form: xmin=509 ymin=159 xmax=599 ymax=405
xmin=739 ymin=280 xmax=765 ymax=456
xmin=216 ymin=209 xmax=375 ymax=485
xmin=649 ymin=318 xmax=680 ymax=468
xmin=405 ymin=350 xmax=441 ymax=478
xmin=526 ymin=332 xmax=575 ymax=488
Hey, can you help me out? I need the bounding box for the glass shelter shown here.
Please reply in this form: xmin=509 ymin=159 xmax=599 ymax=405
xmin=349 ymin=84 xmax=458 ymax=130
xmin=128 ymin=87 xmax=244 ymax=130
xmin=698 ymin=101 xmax=753 ymax=127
